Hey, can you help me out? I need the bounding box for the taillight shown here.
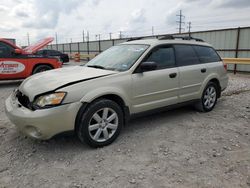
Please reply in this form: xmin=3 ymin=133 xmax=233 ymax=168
xmin=223 ymin=62 xmax=227 ymax=70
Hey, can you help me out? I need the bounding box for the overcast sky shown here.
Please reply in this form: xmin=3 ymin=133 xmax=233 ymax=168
xmin=0 ymin=0 xmax=250 ymax=46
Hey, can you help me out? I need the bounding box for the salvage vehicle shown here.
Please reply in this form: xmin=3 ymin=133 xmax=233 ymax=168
xmin=0 ymin=37 xmax=62 ymax=80
xmin=5 ymin=36 xmax=228 ymax=147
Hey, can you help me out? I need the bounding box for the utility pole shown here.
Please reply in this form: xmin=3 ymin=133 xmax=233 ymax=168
xmin=27 ymin=32 xmax=30 ymax=46
xmin=87 ymin=31 xmax=89 ymax=42
xmin=187 ymin=22 xmax=192 ymax=37
xmin=176 ymin=10 xmax=185 ymax=33
xmin=82 ymin=30 xmax=85 ymax=42
xmin=151 ymin=26 xmax=154 ymax=36
xmin=109 ymin=33 xmax=112 ymax=40
xmin=55 ymin=32 xmax=58 ymax=50
xmin=70 ymin=38 xmax=72 ymax=43
xmin=119 ymin=31 xmax=122 ymax=39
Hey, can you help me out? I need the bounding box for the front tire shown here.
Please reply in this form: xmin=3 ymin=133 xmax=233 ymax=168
xmin=195 ymin=82 xmax=218 ymax=112
xmin=77 ymin=99 xmax=123 ymax=148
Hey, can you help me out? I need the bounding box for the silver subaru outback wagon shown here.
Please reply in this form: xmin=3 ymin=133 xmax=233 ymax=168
xmin=5 ymin=36 xmax=228 ymax=147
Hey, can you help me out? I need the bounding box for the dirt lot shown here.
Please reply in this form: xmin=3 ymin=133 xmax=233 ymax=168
xmin=0 ymin=73 xmax=249 ymax=188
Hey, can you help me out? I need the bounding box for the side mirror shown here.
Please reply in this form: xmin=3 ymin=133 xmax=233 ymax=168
xmin=140 ymin=61 xmax=157 ymax=72
xmin=14 ymin=49 xmax=22 ymax=54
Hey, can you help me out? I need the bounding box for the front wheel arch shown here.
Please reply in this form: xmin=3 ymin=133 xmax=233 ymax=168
xmin=32 ymin=63 xmax=54 ymax=74
xmin=76 ymin=98 xmax=124 ymax=147
xmin=75 ymin=94 xmax=129 ymax=132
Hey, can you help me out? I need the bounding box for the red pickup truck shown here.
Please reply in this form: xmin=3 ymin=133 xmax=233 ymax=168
xmin=0 ymin=37 xmax=62 ymax=80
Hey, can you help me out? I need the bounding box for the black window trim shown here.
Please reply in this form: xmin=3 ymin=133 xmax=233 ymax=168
xmin=133 ymin=44 xmax=177 ymax=74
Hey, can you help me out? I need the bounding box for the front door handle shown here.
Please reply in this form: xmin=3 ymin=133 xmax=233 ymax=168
xmin=169 ymin=73 xmax=177 ymax=78
xmin=201 ymin=68 xmax=206 ymax=73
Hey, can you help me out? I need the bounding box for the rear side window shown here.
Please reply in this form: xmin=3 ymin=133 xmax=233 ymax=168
xmin=145 ymin=47 xmax=175 ymax=69
xmin=193 ymin=46 xmax=221 ymax=63
xmin=174 ymin=44 xmax=200 ymax=66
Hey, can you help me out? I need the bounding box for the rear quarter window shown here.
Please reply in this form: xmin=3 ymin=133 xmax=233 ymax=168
xmin=193 ymin=45 xmax=221 ymax=63
xmin=174 ymin=44 xmax=200 ymax=66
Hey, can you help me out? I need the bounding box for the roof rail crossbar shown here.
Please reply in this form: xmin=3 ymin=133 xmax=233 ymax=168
xmin=127 ymin=37 xmax=144 ymax=42
xmin=158 ymin=35 xmax=204 ymax=42
xmin=158 ymin=35 xmax=175 ymax=40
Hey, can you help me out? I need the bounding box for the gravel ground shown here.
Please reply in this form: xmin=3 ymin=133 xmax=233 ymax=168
xmin=0 ymin=73 xmax=250 ymax=188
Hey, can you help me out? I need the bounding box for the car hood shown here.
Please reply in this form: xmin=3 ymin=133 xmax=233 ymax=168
xmin=23 ymin=37 xmax=54 ymax=54
xmin=19 ymin=66 xmax=116 ymax=101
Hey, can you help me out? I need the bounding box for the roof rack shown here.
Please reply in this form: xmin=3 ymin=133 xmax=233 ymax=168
xmin=127 ymin=37 xmax=144 ymax=42
xmin=158 ymin=35 xmax=204 ymax=42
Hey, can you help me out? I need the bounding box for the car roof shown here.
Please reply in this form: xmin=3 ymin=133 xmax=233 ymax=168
xmin=121 ymin=38 xmax=212 ymax=47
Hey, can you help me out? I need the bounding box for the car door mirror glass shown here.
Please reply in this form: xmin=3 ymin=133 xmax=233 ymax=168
xmin=140 ymin=61 xmax=157 ymax=72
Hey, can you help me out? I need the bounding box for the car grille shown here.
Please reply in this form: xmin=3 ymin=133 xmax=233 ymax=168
xmin=16 ymin=90 xmax=32 ymax=109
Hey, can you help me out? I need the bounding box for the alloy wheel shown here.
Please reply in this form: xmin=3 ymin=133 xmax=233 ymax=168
xmin=88 ymin=107 xmax=118 ymax=142
xmin=203 ymin=86 xmax=217 ymax=109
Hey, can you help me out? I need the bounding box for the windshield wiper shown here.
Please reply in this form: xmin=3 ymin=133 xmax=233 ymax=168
xmin=86 ymin=65 xmax=105 ymax=69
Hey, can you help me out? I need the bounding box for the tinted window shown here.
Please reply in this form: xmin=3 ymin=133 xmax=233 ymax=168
xmin=174 ymin=44 xmax=200 ymax=66
xmin=0 ymin=42 xmax=14 ymax=58
xmin=145 ymin=47 xmax=175 ymax=69
xmin=193 ymin=46 xmax=221 ymax=63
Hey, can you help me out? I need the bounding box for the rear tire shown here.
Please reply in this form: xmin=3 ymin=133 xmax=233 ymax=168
xmin=32 ymin=65 xmax=52 ymax=74
xmin=77 ymin=99 xmax=123 ymax=148
xmin=195 ymin=82 xmax=218 ymax=112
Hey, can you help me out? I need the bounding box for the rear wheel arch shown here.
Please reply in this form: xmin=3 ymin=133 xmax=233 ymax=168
xmin=209 ymin=78 xmax=221 ymax=98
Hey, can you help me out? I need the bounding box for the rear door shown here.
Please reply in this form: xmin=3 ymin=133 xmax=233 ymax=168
xmin=131 ymin=45 xmax=179 ymax=113
xmin=174 ymin=44 xmax=208 ymax=102
xmin=0 ymin=42 xmax=28 ymax=80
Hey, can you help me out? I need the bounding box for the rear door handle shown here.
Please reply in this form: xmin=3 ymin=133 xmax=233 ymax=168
xmin=201 ymin=68 xmax=206 ymax=73
xmin=169 ymin=73 xmax=177 ymax=78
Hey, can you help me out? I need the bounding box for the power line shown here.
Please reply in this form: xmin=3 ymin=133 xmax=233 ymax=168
xmin=176 ymin=10 xmax=185 ymax=33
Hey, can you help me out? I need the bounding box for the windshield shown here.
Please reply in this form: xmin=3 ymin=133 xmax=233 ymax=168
xmin=85 ymin=44 xmax=149 ymax=71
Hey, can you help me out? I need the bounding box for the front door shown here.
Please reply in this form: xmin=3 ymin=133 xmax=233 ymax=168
xmin=0 ymin=42 xmax=27 ymax=80
xmin=131 ymin=45 xmax=179 ymax=114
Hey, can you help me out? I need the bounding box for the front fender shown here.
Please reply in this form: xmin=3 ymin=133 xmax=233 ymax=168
xmin=80 ymin=87 xmax=131 ymax=108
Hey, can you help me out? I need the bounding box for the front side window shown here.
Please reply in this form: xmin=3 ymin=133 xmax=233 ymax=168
xmin=85 ymin=44 xmax=149 ymax=71
xmin=144 ymin=46 xmax=175 ymax=70
xmin=193 ymin=45 xmax=221 ymax=63
xmin=174 ymin=44 xmax=200 ymax=66
xmin=0 ymin=42 xmax=14 ymax=58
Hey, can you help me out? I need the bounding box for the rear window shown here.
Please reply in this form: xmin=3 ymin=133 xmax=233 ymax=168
xmin=193 ymin=45 xmax=221 ymax=63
